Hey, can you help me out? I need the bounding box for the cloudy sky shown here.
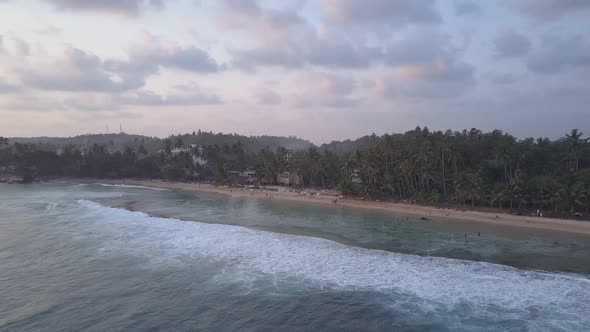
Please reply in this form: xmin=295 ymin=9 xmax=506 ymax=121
xmin=0 ymin=0 xmax=589 ymax=143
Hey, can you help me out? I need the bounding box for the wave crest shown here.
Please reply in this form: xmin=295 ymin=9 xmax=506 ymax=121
xmin=77 ymin=199 xmax=590 ymax=328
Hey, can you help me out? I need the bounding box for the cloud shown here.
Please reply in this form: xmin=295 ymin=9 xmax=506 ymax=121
xmin=118 ymin=89 xmax=223 ymax=106
xmin=395 ymin=59 xmax=474 ymax=82
xmin=488 ymin=73 xmax=517 ymax=85
xmin=232 ymin=46 xmax=305 ymax=69
xmin=376 ymin=76 xmax=473 ymax=100
xmin=383 ymin=31 xmax=457 ymax=66
xmin=306 ymin=32 xmax=380 ymax=68
xmin=221 ymin=0 xmax=304 ymax=33
xmin=0 ymin=95 xmax=65 ymax=112
xmin=232 ymin=34 xmax=380 ymax=70
xmin=0 ymin=86 xmax=221 ymax=114
xmin=0 ymin=77 xmax=21 ymax=93
xmin=19 ymin=47 xmax=145 ymax=92
xmin=526 ymin=34 xmax=590 ymax=73
xmin=509 ymin=0 xmax=590 ymax=20
xmin=106 ymin=33 xmax=224 ymax=75
xmin=288 ymin=94 xmax=361 ymax=109
xmin=6 ymin=34 xmax=30 ymax=56
xmin=376 ymin=59 xmax=475 ymax=100
xmin=454 ymin=0 xmax=482 ymax=16
xmin=219 ymin=0 xmax=310 ymax=54
xmin=45 ymin=0 xmax=169 ymax=16
xmin=381 ymin=31 xmax=476 ymax=85
xmin=288 ymin=71 xmax=359 ymax=108
xmin=145 ymin=45 xmax=223 ymax=72
xmin=256 ymin=89 xmax=282 ymax=105
xmin=231 ymin=31 xmax=378 ymax=70
xmin=33 ymin=25 xmax=62 ymax=36
xmin=63 ymin=93 xmax=120 ymax=111
xmin=494 ymin=29 xmax=531 ymax=59
xmin=0 ymin=85 xmax=123 ymax=113
xmin=14 ymin=33 xmax=223 ymax=93
xmin=297 ymin=72 xmax=355 ymax=96
xmin=321 ymin=0 xmax=441 ymax=25
xmin=223 ymin=1 xmax=381 ymax=70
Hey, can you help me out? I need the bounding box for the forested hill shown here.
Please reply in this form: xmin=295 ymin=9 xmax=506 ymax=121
xmin=9 ymin=131 xmax=314 ymax=154
xmin=168 ymin=131 xmax=313 ymax=153
xmin=9 ymin=134 xmax=162 ymax=153
xmin=320 ymin=133 xmax=388 ymax=155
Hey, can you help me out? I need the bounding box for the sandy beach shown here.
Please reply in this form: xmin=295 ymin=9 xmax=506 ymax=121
xmin=63 ymin=178 xmax=590 ymax=236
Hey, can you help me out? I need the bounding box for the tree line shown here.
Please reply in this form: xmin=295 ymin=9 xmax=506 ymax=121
xmin=1 ymin=127 xmax=589 ymax=215
xmin=6 ymin=131 xmax=313 ymax=155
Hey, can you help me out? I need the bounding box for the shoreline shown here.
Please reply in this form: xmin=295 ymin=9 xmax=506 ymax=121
xmin=59 ymin=178 xmax=590 ymax=236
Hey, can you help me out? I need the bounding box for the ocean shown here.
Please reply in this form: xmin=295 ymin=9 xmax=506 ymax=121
xmin=1 ymin=183 xmax=589 ymax=331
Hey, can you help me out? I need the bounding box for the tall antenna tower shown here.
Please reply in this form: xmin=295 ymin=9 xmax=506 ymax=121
xmin=120 ymin=123 xmax=122 ymax=133
xmin=107 ymin=124 xmax=109 ymax=134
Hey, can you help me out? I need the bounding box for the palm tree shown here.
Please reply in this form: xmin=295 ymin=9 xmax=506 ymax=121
xmin=565 ymin=182 xmax=587 ymax=213
xmin=565 ymin=129 xmax=585 ymax=172
xmin=275 ymin=147 xmax=290 ymax=173
xmin=174 ymin=137 xmax=184 ymax=149
xmin=338 ymin=156 xmax=356 ymax=195
xmin=256 ymin=147 xmax=276 ymax=184
xmin=491 ymin=183 xmax=506 ymax=209
xmin=137 ymin=143 xmax=147 ymax=156
xmin=232 ymin=142 xmax=247 ymax=172
xmin=438 ymin=133 xmax=453 ymax=202
xmin=162 ymin=138 xmax=172 ymax=155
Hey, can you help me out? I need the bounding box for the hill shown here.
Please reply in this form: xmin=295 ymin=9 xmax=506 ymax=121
xmin=9 ymin=133 xmax=162 ymax=153
xmin=169 ymin=131 xmax=313 ymax=153
xmin=8 ymin=131 xmax=314 ymax=154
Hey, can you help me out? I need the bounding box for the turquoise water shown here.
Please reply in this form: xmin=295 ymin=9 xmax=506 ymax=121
xmin=1 ymin=183 xmax=589 ymax=331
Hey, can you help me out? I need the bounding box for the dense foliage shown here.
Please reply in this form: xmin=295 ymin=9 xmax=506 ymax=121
xmin=336 ymin=128 xmax=590 ymax=215
xmin=8 ymin=131 xmax=312 ymax=154
xmin=1 ymin=127 xmax=589 ymax=215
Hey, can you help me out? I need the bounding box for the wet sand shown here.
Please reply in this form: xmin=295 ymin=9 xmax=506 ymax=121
xmin=63 ymin=179 xmax=590 ymax=236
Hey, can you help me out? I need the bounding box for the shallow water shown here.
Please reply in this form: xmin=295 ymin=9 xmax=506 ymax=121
xmin=1 ymin=183 xmax=589 ymax=331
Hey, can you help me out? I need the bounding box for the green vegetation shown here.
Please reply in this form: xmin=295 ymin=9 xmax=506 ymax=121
xmin=7 ymin=131 xmax=313 ymax=154
xmin=1 ymin=127 xmax=589 ymax=217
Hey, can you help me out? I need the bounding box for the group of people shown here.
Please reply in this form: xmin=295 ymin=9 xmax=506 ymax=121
xmin=512 ymin=209 xmax=543 ymax=217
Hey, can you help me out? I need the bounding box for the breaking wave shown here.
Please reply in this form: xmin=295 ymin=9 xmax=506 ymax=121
xmin=82 ymin=183 xmax=169 ymax=191
xmin=77 ymin=199 xmax=590 ymax=329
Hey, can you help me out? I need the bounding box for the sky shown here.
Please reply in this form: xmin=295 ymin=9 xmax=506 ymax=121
xmin=0 ymin=0 xmax=589 ymax=143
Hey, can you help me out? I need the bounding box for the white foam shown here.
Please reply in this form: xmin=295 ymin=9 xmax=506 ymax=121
xmin=77 ymin=199 xmax=590 ymax=326
xmin=82 ymin=183 xmax=169 ymax=191
xmin=45 ymin=202 xmax=59 ymax=211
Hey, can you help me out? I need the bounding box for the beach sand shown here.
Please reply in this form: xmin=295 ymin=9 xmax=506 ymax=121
xmin=65 ymin=179 xmax=590 ymax=236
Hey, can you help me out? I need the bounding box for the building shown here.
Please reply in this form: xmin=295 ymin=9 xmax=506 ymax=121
xmin=351 ymin=169 xmax=362 ymax=184
xmin=170 ymin=145 xmax=207 ymax=168
xmin=192 ymin=155 xmax=207 ymax=167
xmin=171 ymin=147 xmax=192 ymax=154
xmin=276 ymin=171 xmax=301 ymax=186
xmin=227 ymin=170 xmax=257 ymax=185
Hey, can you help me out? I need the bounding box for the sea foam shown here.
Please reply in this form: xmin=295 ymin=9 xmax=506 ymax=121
xmin=77 ymin=199 xmax=590 ymax=328
xmin=82 ymin=183 xmax=169 ymax=191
